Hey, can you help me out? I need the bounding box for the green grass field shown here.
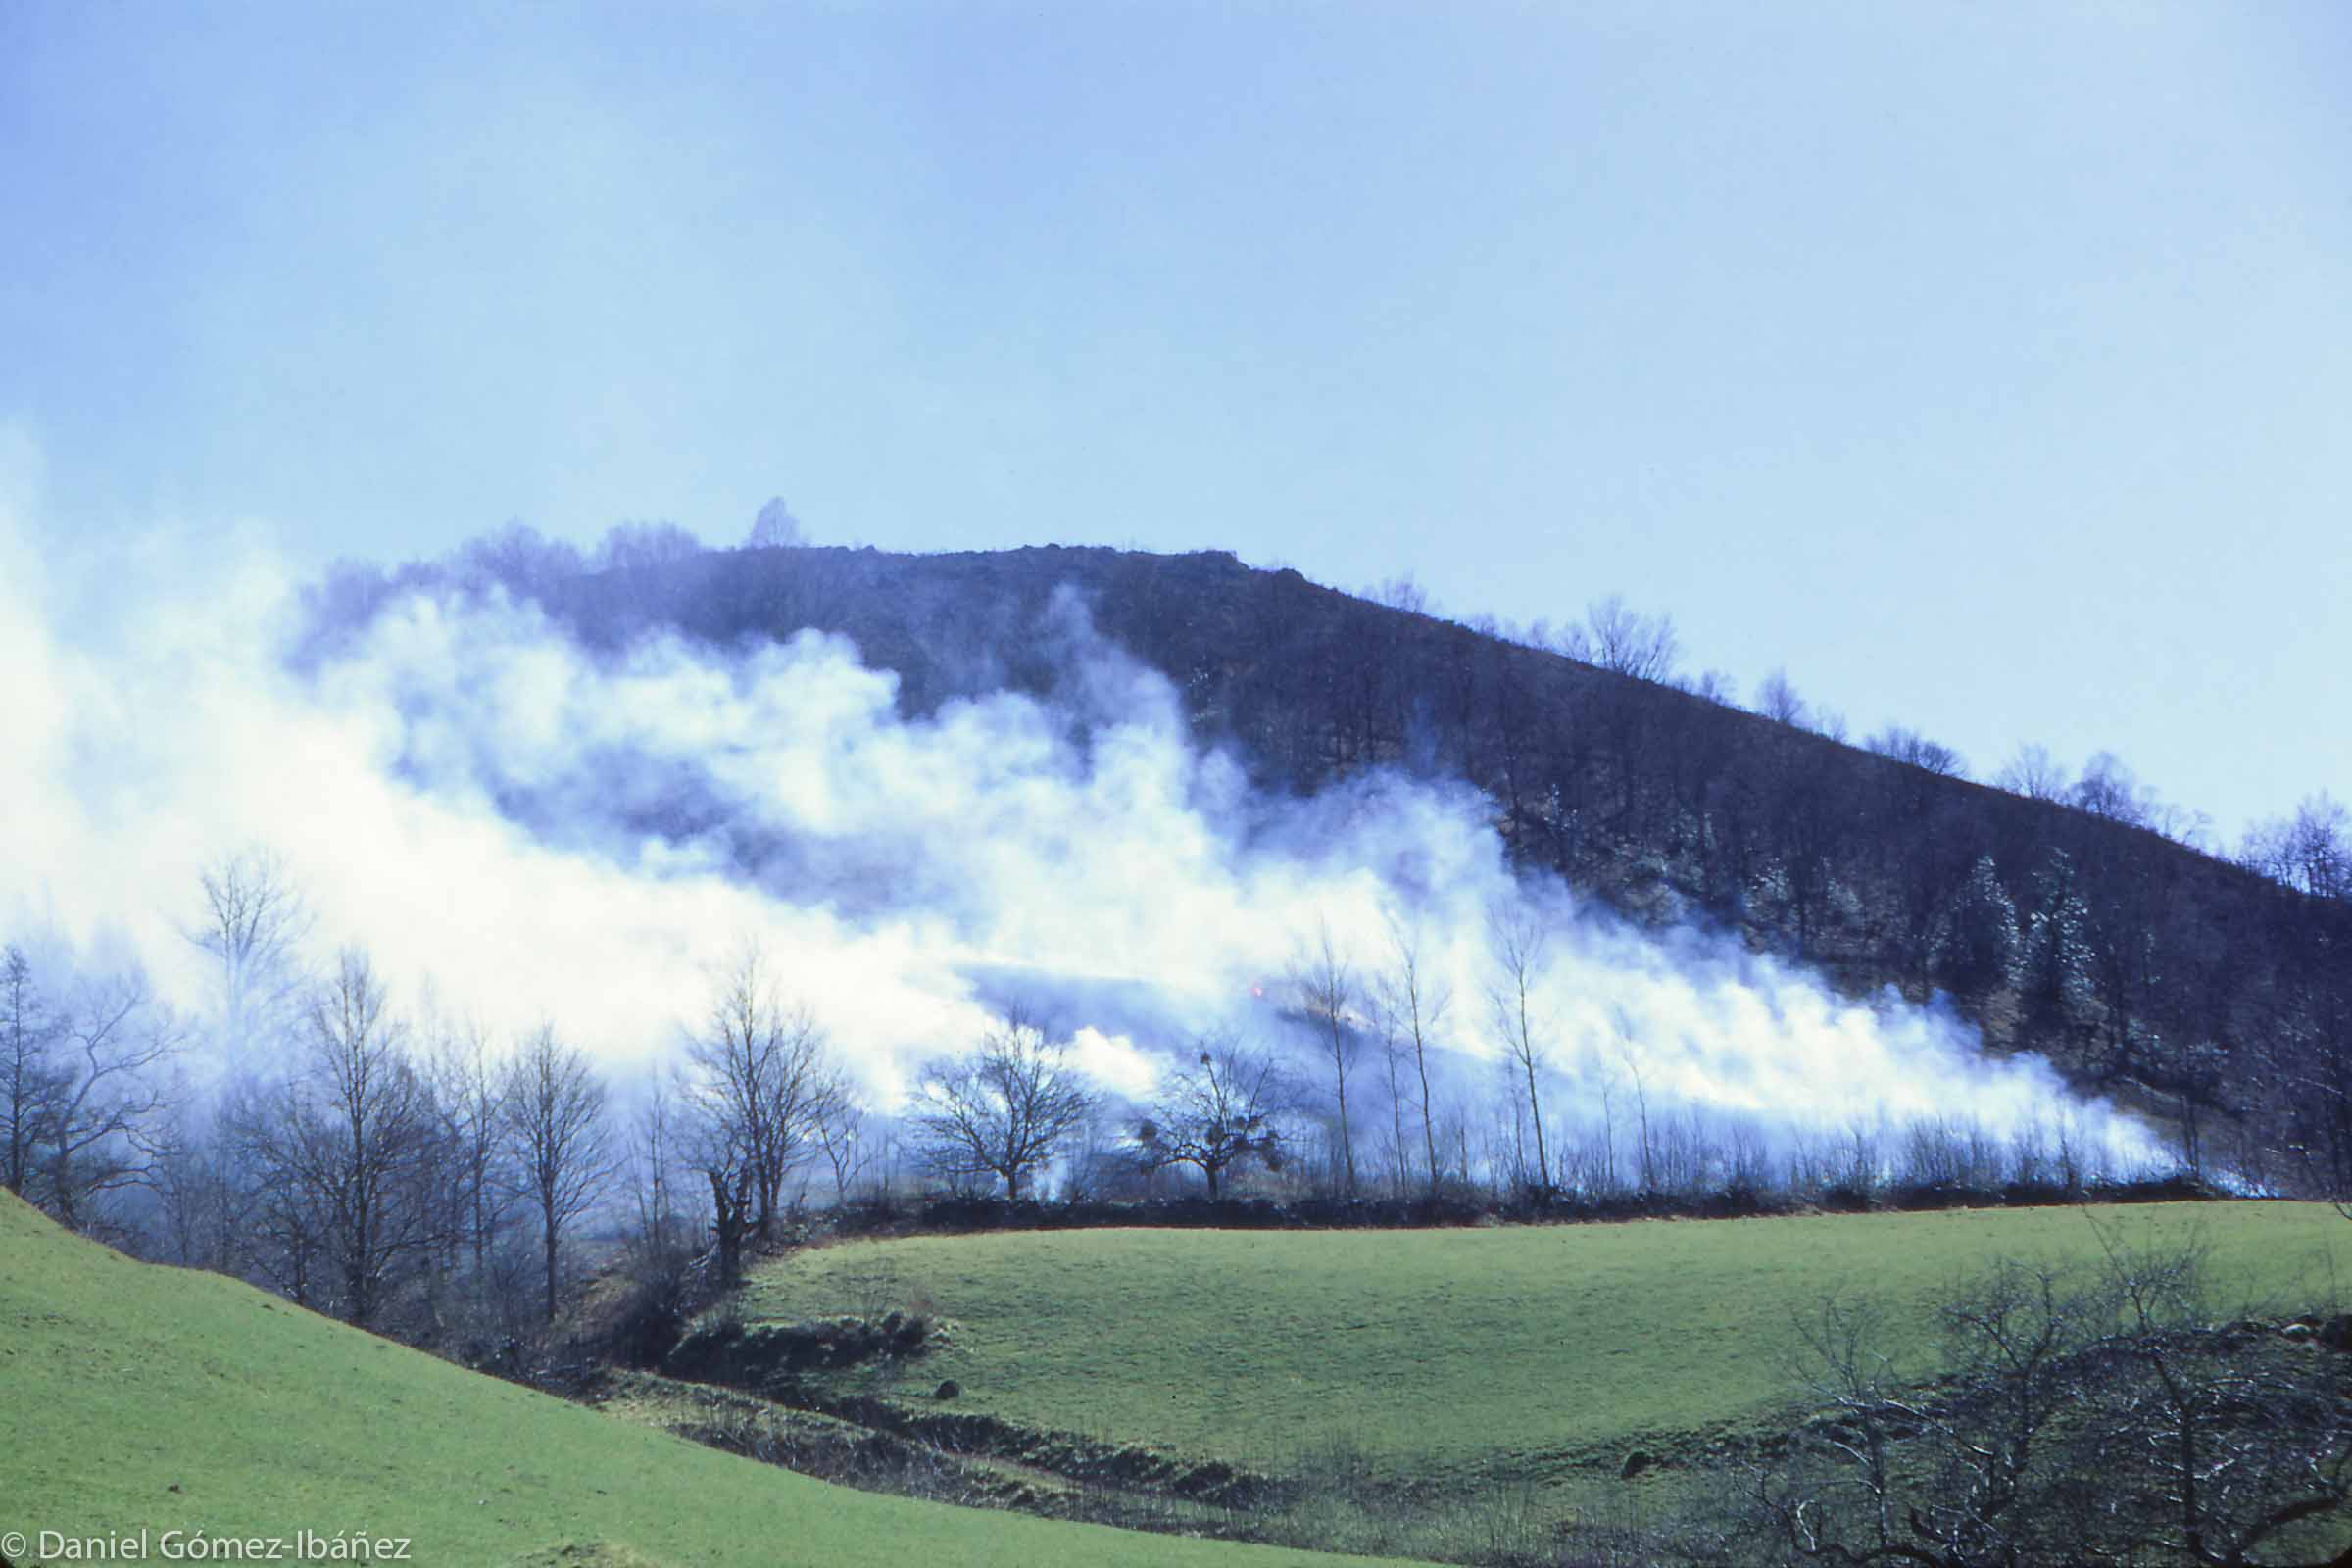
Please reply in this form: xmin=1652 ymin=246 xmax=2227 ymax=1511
xmin=0 ymin=1192 xmax=1411 ymax=1568
xmin=747 ymin=1202 xmax=2351 ymax=1484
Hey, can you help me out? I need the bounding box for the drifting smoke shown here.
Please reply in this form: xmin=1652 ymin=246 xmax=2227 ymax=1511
xmin=0 ymin=453 xmax=2160 ymax=1172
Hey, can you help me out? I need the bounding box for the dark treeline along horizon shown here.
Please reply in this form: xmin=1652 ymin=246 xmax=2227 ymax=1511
xmin=311 ymin=514 xmax=2352 ymax=1193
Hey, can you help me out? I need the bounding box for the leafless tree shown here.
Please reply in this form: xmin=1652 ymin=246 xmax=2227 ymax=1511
xmin=681 ymin=1082 xmax=757 ymax=1290
xmin=2082 ymin=1222 xmax=2352 ymax=1566
xmin=502 ymin=1023 xmax=614 ymax=1323
xmin=0 ymin=947 xmax=181 ymax=1233
xmin=218 ymin=1072 xmax=323 ymax=1307
xmin=1377 ymin=1010 xmax=1413 ymax=1199
xmin=426 ymin=1011 xmax=512 ymax=1281
xmin=681 ymin=942 xmax=842 ymax=1241
xmin=1864 ymin=724 xmax=1966 ymax=778
xmin=237 ymin=949 xmax=445 ymax=1328
xmin=1290 ymin=921 xmax=1362 ymax=1196
xmin=1612 ymin=1007 xmax=1656 ymax=1194
xmin=909 ymin=1010 xmax=1096 ymax=1200
xmin=1375 ymin=911 xmax=1451 ymax=1197
xmin=1681 ymin=667 xmax=1740 ymax=707
xmin=1746 ymin=1228 xmax=2352 ymax=1568
xmin=146 ymin=1101 xmax=247 ymax=1271
xmin=186 ymin=845 xmax=312 ymax=1061
xmin=450 ymin=520 xmax=586 ymax=600
xmin=1580 ymin=593 xmax=1681 ymax=684
xmin=2241 ymin=794 xmax=2351 ymax=902
xmin=1755 ymin=667 xmax=1810 ymax=728
xmin=2 ymin=943 xmax=61 ymax=1200
xmin=2071 ymin=750 xmax=2156 ymax=827
xmin=631 ymin=1074 xmax=689 ymax=1259
xmin=593 ymin=519 xmax=704 ymax=574
xmin=1752 ymin=1258 xmax=2105 ymax=1567
xmin=743 ymin=497 xmax=805 ymax=550
xmin=1488 ymin=902 xmax=1554 ymax=1195
xmin=814 ymin=1095 xmax=870 ymax=1204
xmin=1366 ymin=573 xmax=1432 ymax=616
xmin=1132 ymin=1037 xmax=1289 ymax=1200
xmin=1993 ymin=742 xmax=2068 ymax=802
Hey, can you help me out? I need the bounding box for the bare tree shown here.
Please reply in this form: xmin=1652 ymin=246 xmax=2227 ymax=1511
xmin=631 ymin=1074 xmax=688 ymax=1259
xmin=502 ymin=1024 xmax=614 ymax=1323
xmin=814 ymin=1095 xmax=870 ymax=1204
xmin=1377 ymin=1010 xmax=1412 ymax=1199
xmin=0 ymin=944 xmax=180 ymax=1233
xmin=1681 ymin=667 xmax=1740 ymax=707
xmin=1752 ymin=1258 xmax=2105 ymax=1567
xmin=2071 ymin=750 xmax=2156 ymax=827
xmin=1375 ymin=912 xmax=1451 ymax=1197
xmin=145 ymin=1100 xmax=248 ymax=1272
xmin=237 ymin=950 xmax=445 ymax=1328
xmin=1488 ymin=902 xmax=1554 ymax=1196
xmin=1581 ymin=593 xmax=1681 ymax=683
xmin=44 ymin=968 xmax=182 ymax=1233
xmin=426 ymin=1012 xmax=512 ymax=1283
xmin=593 ymin=519 xmax=704 ymax=574
xmin=1993 ymin=742 xmax=2069 ymax=803
xmin=1366 ymin=573 xmax=1432 ymax=616
xmin=743 ymin=497 xmax=805 ymax=550
xmin=1132 ymin=1037 xmax=1288 ymax=1200
xmin=2241 ymin=794 xmax=2351 ymax=901
xmin=451 ymin=520 xmax=586 ymax=601
xmin=187 ymin=846 xmax=312 ymax=1062
xmin=681 ymin=1081 xmax=757 ymax=1291
xmin=308 ymin=951 xmax=444 ymax=1329
xmin=1 ymin=943 xmax=61 ymax=1200
xmin=2085 ymin=1225 xmax=2352 ymax=1565
xmin=1864 ymin=724 xmax=1966 ymax=778
xmin=909 ymin=1011 xmax=1096 ymax=1200
xmin=218 ymin=1072 xmax=325 ymax=1308
xmin=681 ymin=943 xmax=842 ymax=1242
xmin=1290 ymin=921 xmax=1361 ymax=1196
xmin=1612 ymin=1007 xmax=1655 ymax=1193
xmin=1747 ymin=1229 xmax=2352 ymax=1568
xmin=1755 ymin=667 xmax=1810 ymax=728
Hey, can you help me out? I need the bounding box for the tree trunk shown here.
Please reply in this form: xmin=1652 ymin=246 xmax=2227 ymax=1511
xmin=1524 ymin=1058 xmax=1549 ymax=1195
xmin=1333 ymin=1076 xmax=1356 ymax=1196
xmin=543 ymin=1219 xmax=560 ymax=1324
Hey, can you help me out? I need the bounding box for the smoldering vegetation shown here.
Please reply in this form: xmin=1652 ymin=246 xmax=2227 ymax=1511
xmin=3 ymin=511 xmax=2185 ymax=1258
xmin=2 ymin=507 xmax=2200 ymax=1324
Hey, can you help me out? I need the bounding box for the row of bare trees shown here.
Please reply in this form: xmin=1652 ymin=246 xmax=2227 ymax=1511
xmin=188 ymin=953 xmax=616 ymax=1333
xmin=0 ymin=834 xmax=2199 ymax=1358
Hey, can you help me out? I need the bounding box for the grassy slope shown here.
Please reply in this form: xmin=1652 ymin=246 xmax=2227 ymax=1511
xmin=748 ymin=1202 xmax=2350 ymax=1480
xmin=0 ymin=1193 xmax=1410 ymax=1568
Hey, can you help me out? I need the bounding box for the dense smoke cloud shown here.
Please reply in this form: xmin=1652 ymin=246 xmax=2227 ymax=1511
xmin=0 ymin=453 xmax=2157 ymax=1167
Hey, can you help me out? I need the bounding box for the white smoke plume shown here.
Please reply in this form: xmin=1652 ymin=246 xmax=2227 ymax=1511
xmin=0 ymin=448 xmax=2160 ymax=1172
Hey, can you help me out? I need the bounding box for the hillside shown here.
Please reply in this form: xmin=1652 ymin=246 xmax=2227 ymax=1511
xmin=689 ymin=1201 xmax=2352 ymax=1562
xmin=0 ymin=1191 xmax=1406 ymax=1568
xmin=741 ymin=1203 xmax=2346 ymax=1479
xmin=318 ymin=539 xmax=2352 ymax=1189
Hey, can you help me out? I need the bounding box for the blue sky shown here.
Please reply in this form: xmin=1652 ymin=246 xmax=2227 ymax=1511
xmin=3 ymin=1 xmax=2346 ymax=843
